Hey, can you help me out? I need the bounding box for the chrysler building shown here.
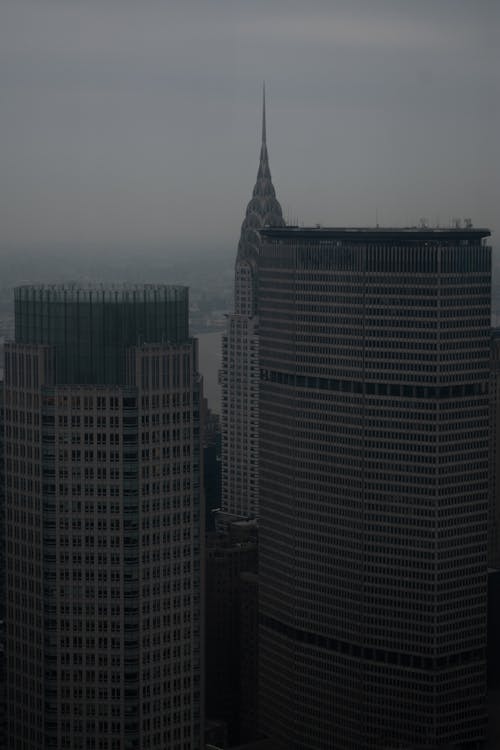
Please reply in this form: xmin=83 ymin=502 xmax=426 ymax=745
xmin=220 ymin=88 xmax=284 ymax=519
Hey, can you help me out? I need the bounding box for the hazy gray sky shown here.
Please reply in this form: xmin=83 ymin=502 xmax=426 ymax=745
xmin=1 ymin=0 xmax=499 ymax=257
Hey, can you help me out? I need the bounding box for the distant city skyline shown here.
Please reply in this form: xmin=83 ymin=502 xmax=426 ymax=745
xmin=1 ymin=0 xmax=498 ymax=257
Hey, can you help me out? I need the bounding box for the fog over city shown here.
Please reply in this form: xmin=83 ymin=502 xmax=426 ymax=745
xmin=2 ymin=4 xmax=500 ymax=748
xmin=1 ymin=0 xmax=498 ymax=270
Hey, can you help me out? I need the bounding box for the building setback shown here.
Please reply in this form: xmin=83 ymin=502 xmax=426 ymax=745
xmin=257 ymin=227 xmax=491 ymax=749
xmin=220 ymin=87 xmax=284 ymax=520
xmin=5 ymin=285 xmax=203 ymax=750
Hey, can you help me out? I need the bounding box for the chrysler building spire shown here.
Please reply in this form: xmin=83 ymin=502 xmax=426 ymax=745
xmin=221 ymin=87 xmax=285 ymax=520
xmin=237 ymin=87 xmax=284 ymax=264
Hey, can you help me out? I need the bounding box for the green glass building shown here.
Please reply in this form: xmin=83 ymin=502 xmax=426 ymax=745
xmin=14 ymin=284 xmax=189 ymax=384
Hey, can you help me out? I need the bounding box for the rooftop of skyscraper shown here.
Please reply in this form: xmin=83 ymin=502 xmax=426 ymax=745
xmin=13 ymin=282 xmax=191 ymax=384
xmin=14 ymin=282 xmax=188 ymax=302
xmin=260 ymin=225 xmax=491 ymax=242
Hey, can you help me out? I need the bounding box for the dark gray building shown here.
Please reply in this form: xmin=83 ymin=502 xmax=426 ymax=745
xmin=257 ymin=227 xmax=491 ymax=749
xmin=5 ymin=284 xmax=203 ymax=750
xmin=0 ymin=381 xmax=5 ymax=748
xmin=205 ymin=521 xmax=258 ymax=745
xmin=489 ymin=329 xmax=500 ymax=566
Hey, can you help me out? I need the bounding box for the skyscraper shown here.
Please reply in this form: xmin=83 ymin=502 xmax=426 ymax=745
xmin=0 ymin=380 xmax=6 ymax=748
xmin=5 ymin=285 xmax=203 ymax=750
xmin=220 ymin=87 xmax=284 ymax=519
xmin=489 ymin=328 xmax=500 ymax=565
xmin=257 ymin=227 xmax=491 ymax=749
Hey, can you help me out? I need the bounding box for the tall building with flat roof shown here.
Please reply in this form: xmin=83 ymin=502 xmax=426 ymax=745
xmin=220 ymin=87 xmax=284 ymax=519
xmin=257 ymin=227 xmax=491 ymax=749
xmin=5 ymin=284 xmax=203 ymax=750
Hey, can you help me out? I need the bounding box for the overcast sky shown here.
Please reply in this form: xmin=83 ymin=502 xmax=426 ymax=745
xmin=1 ymin=0 xmax=499 ymax=260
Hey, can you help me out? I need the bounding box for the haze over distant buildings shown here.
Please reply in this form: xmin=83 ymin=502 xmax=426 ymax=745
xmin=1 ymin=0 xmax=498 ymax=260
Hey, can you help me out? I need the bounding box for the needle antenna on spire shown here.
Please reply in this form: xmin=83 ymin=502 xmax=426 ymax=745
xmin=262 ymin=82 xmax=267 ymax=146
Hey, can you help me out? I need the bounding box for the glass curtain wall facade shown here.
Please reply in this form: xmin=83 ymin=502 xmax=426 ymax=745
xmin=257 ymin=227 xmax=491 ymax=750
xmin=14 ymin=285 xmax=188 ymax=386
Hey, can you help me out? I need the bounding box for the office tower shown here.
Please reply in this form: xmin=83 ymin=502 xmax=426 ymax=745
xmin=220 ymin=88 xmax=284 ymax=519
xmin=5 ymin=285 xmax=203 ymax=750
xmin=0 ymin=379 xmax=5 ymax=623
xmin=0 ymin=381 xmax=5 ymax=749
xmin=489 ymin=329 xmax=500 ymax=565
xmin=257 ymin=227 xmax=491 ymax=749
xmin=487 ymin=568 xmax=500 ymax=690
xmin=0 ymin=380 xmax=4 ymax=617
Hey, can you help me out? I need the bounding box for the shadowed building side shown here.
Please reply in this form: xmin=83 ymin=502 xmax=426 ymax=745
xmin=205 ymin=522 xmax=258 ymax=745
